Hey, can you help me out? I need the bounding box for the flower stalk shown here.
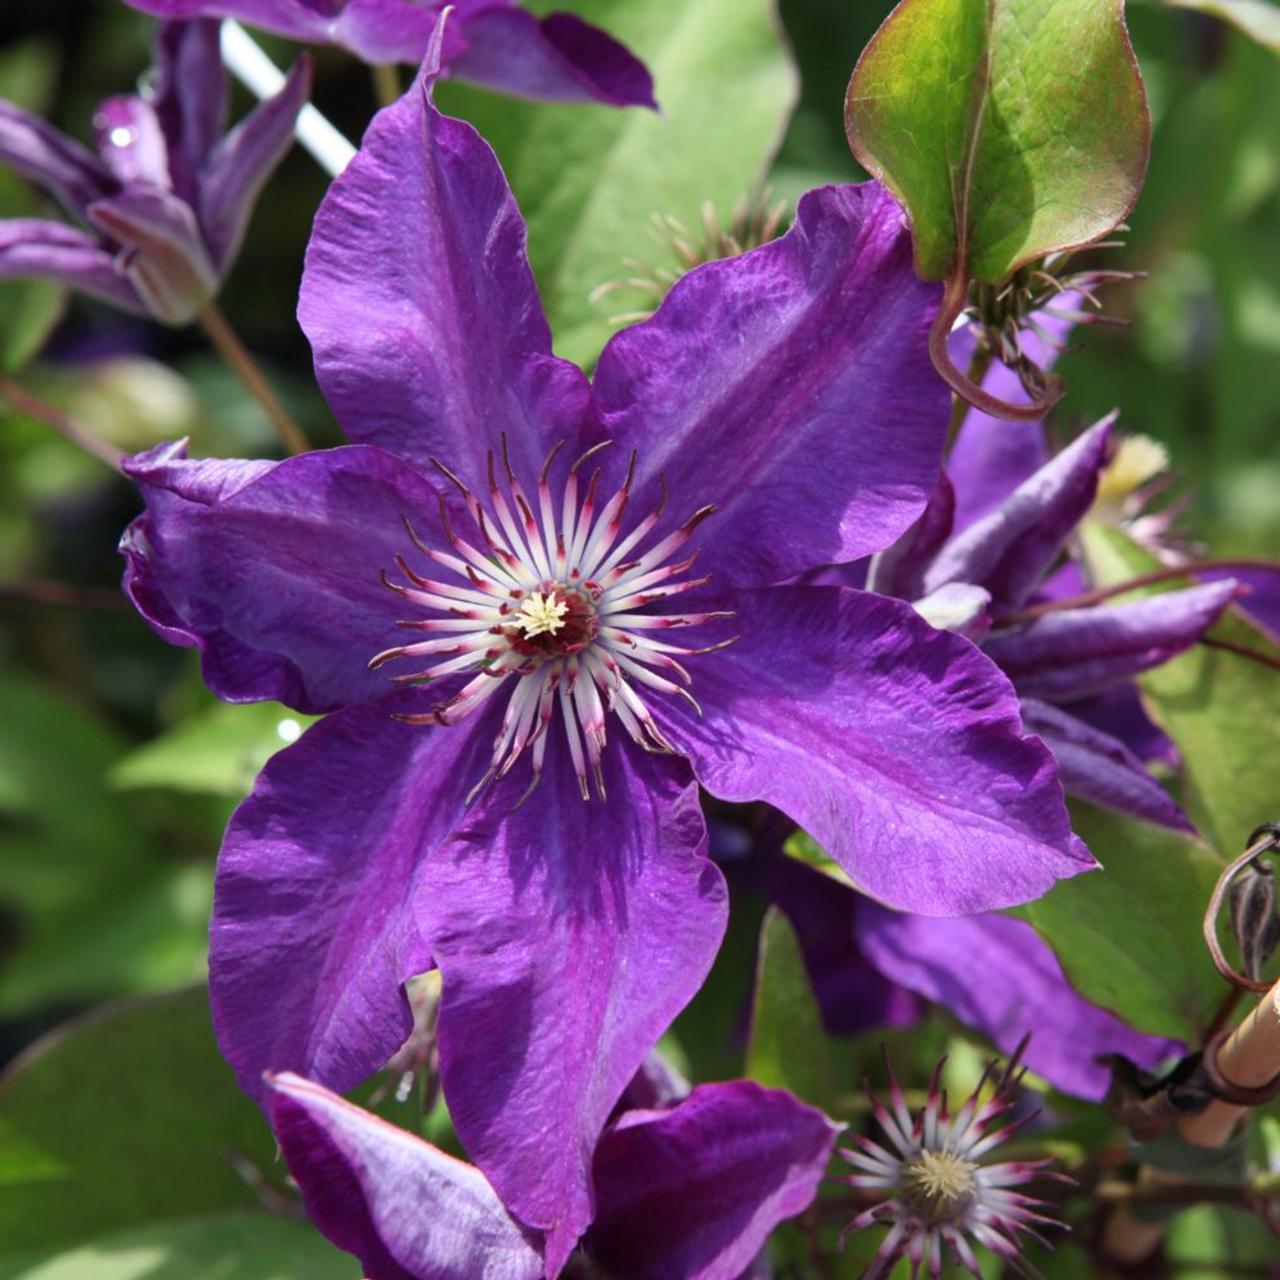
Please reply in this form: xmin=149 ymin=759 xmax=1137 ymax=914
xmin=0 ymin=373 xmax=123 ymax=471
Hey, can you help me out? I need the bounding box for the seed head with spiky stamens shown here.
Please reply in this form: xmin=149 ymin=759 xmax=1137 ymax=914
xmin=837 ymin=1042 xmax=1068 ymax=1280
xmin=368 ymin=435 xmax=735 ymax=806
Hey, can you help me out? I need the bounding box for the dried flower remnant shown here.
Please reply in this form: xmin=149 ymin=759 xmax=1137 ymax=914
xmin=591 ymin=192 xmax=789 ymax=324
xmin=838 ymin=1046 xmax=1067 ymax=1279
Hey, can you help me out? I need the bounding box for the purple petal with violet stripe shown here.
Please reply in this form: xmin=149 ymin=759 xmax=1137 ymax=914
xmin=198 ymin=51 xmax=311 ymax=272
xmin=657 ymin=585 xmax=1095 ymax=915
xmin=857 ymin=903 xmax=1182 ymax=1100
xmin=985 ymin=580 xmax=1240 ymax=703
xmin=586 ymin=1081 xmax=839 ymax=1280
xmin=925 ymin=418 xmax=1113 ymax=610
xmin=0 ymin=218 xmax=144 ymax=312
xmin=448 ymin=7 xmax=656 ymax=108
xmin=211 ymin=693 xmax=494 ymax=1107
xmin=867 ymin=473 xmax=955 ymax=601
xmin=0 ymin=99 xmax=116 ymax=218
xmin=426 ymin=739 xmax=726 ymax=1272
xmin=270 ymin=1073 xmax=543 ymax=1280
xmin=87 ymin=187 xmax=218 ymax=323
xmin=1020 ymin=698 xmax=1192 ymax=832
xmin=759 ymin=854 xmax=922 ymax=1036
xmin=946 ymin=300 xmax=1080 ymax=533
xmin=151 ymin=20 xmax=228 ymax=201
xmin=591 ymin=182 xmax=948 ymax=591
xmin=92 ymin=96 xmax=171 ymax=189
xmin=299 ymin=39 xmax=589 ymax=486
xmin=120 ymin=442 xmax=448 ymax=714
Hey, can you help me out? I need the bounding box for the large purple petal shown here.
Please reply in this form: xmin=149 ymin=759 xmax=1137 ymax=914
xmin=211 ymin=694 xmax=493 ymax=1106
xmin=426 ymin=739 xmax=727 ymax=1270
xmin=120 ymin=441 xmax=446 ymax=713
xmin=925 ymin=419 xmax=1112 ymax=610
xmin=0 ymin=218 xmax=144 ymax=312
xmin=857 ymin=904 xmax=1182 ymax=1100
xmin=586 ymin=1081 xmax=839 ymax=1280
xmin=1019 ymin=698 xmax=1192 ymax=832
xmin=590 ymin=183 xmax=948 ymax=590
xmin=298 ymin=58 xmax=589 ymax=485
xmin=0 ymin=99 xmax=117 ymax=218
xmin=448 ymin=7 xmax=656 ymax=108
xmin=271 ymin=1073 xmax=543 ymax=1280
xmin=985 ymin=580 xmax=1240 ymax=702
xmin=122 ymin=0 xmax=341 ymax=47
xmin=658 ymin=586 xmax=1095 ymax=915
xmin=1067 ymin=684 xmax=1179 ymax=769
xmin=198 ymin=52 xmax=311 ymax=272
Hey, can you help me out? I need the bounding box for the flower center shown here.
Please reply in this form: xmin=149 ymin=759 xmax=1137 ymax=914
xmin=898 ymin=1149 xmax=978 ymax=1224
xmin=370 ymin=437 xmax=733 ymax=804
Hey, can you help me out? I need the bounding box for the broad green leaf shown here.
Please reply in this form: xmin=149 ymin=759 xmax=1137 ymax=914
xmin=1080 ymin=522 xmax=1280 ymax=853
xmin=0 ymin=280 xmax=65 ymax=374
xmin=745 ymin=907 xmax=836 ymax=1111
xmin=436 ymin=0 xmax=798 ymax=367
xmin=1015 ymin=802 xmax=1226 ymax=1043
xmin=111 ymin=702 xmax=316 ymax=798
xmin=0 ymin=1213 xmax=352 ymax=1280
xmin=845 ymin=0 xmax=1150 ymax=282
xmin=0 ymin=988 xmax=285 ymax=1253
xmin=1166 ymin=0 xmax=1280 ymax=53
xmin=0 ymin=675 xmax=208 ymax=1015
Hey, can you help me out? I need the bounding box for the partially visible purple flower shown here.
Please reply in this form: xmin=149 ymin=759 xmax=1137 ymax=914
xmin=869 ymin=416 xmax=1241 ymax=832
xmin=269 ymin=1070 xmax=839 ymax=1280
xmin=750 ymin=847 xmax=1176 ymax=1102
xmin=837 ymin=1047 xmax=1066 ymax=1280
xmin=119 ymin=39 xmax=1094 ymax=1258
xmin=123 ymin=0 xmax=656 ymax=106
xmin=0 ymin=21 xmax=308 ymax=325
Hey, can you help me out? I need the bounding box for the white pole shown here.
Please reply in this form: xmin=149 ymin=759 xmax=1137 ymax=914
xmin=219 ymin=19 xmax=356 ymax=179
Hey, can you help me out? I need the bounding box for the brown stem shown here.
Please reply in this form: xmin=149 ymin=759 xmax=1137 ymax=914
xmin=1202 ymin=637 xmax=1280 ymax=675
xmin=927 ymin=273 xmax=1063 ymax=423
xmin=1008 ymin=557 xmax=1280 ymax=622
xmin=196 ymin=302 xmax=309 ymax=456
xmin=372 ymin=63 xmax=402 ymax=108
xmin=0 ymin=374 xmax=124 ymax=471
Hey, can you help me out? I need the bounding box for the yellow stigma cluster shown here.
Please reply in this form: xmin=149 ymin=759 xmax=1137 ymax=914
xmin=899 ymin=1149 xmax=978 ymax=1223
xmin=1095 ymin=434 xmax=1170 ymax=510
xmin=515 ymin=591 xmax=570 ymax=638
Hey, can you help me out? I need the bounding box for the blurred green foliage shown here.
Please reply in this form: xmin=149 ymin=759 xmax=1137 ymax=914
xmin=0 ymin=0 xmax=1278 ymax=1276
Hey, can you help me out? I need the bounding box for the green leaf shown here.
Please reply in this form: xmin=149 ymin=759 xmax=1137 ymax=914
xmin=1015 ymin=802 xmax=1226 ymax=1042
xmin=0 ymin=280 xmax=65 ymax=375
xmin=0 ymin=1213 xmax=353 ymax=1280
xmin=0 ymin=675 xmax=208 ymax=1015
xmin=845 ymin=0 xmax=1150 ymax=283
xmin=436 ymin=0 xmax=798 ymax=368
xmin=111 ymin=702 xmax=316 ymax=798
xmin=1166 ymin=0 xmax=1280 ymax=53
xmin=745 ymin=907 xmax=836 ymax=1111
xmin=0 ymin=988 xmax=287 ymax=1254
xmin=1080 ymin=522 xmax=1280 ymax=853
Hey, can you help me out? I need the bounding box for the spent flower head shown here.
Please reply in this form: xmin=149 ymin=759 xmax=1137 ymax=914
xmin=838 ymin=1044 xmax=1067 ymax=1280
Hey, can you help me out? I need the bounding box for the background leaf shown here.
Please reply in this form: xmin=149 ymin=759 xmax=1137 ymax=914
xmin=845 ymin=0 xmax=1149 ymax=282
xmin=438 ymin=0 xmax=799 ymax=368
xmin=0 ymin=988 xmax=286 ymax=1254
xmin=1166 ymin=0 xmax=1280 ymax=53
xmin=0 ymin=1214 xmax=352 ymax=1280
xmin=745 ymin=907 xmax=836 ymax=1111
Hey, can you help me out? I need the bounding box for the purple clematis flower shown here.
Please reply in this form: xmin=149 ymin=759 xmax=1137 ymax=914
xmin=866 ymin=416 xmax=1241 ymax=832
xmin=122 ymin=0 xmax=656 ymax=106
xmin=118 ymin=42 xmax=1094 ymax=1259
xmin=759 ymin=851 xmax=1178 ymax=1102
xmin=269 ymin=1070 xmax=838 ymax=1279
xmin=0 ymin=21 xmax=309 ymax=325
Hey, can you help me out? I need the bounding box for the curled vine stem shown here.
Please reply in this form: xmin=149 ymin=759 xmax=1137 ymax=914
xmin=1204 ymin=824 xmax=1280 ymax=994
xmin=927 ymin=274 xmax=1064 ymax=423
